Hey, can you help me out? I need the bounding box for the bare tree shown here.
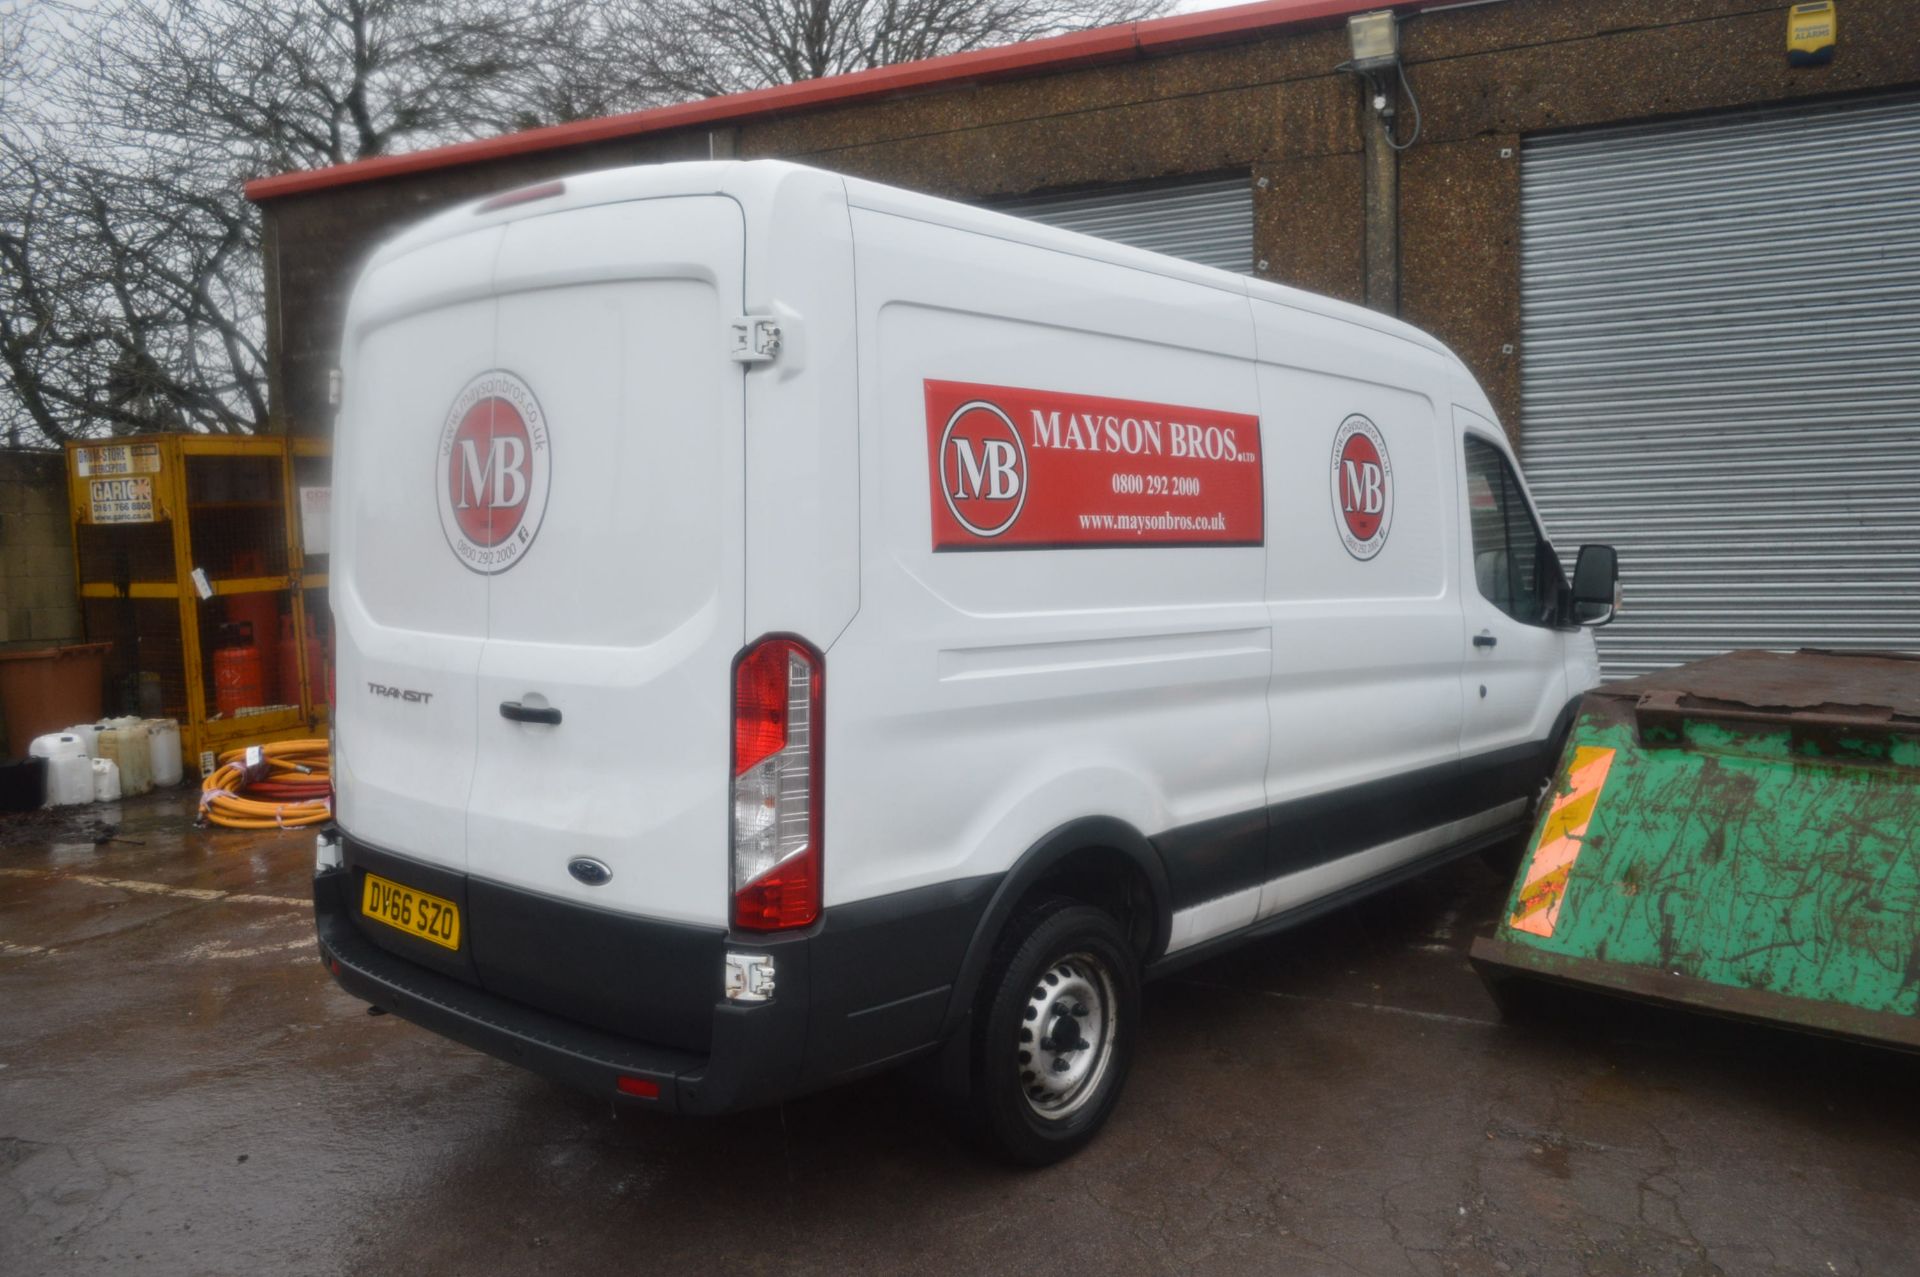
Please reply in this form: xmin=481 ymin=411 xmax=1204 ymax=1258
xmin=1 ymin=0 xmax=1170 ymax=448
xmin=618 ymin=0 xmax=1170 ymax=99
xmin=0 ymin=140 xmax=250 ymax=445
xmin=0 ymin=2 xmax=25 ymax=102
xmin=2 ymin=0 xmax=650 ymax=446
xmin=68 ymin=0 xmax=662 ymax=174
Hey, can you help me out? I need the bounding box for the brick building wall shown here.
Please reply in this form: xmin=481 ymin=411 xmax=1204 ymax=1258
xmin=254 ymin=0 xmax=1920 ymax=442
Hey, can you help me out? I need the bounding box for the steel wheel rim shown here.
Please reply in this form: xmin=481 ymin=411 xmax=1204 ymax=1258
xmin=1016 ymin=949 xmax=1117 ymax=1120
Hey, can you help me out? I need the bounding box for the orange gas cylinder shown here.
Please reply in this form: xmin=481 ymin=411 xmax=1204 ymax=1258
xmin=226 ymin=593 xmax=281 ymax=703
xmin=279 ymin=614 xmax=327 ymax=707
xmin=213 ymin=644 xmax=265 ymax=717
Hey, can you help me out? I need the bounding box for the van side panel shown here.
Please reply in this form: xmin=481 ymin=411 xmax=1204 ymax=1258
xmin=1248 ymin=300 xmax=1471 ymax=923
xmin=834 ymin=206 xmax=1272 ymax=934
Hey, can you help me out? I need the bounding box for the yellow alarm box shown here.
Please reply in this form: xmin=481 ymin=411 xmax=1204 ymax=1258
xmin=1788 ymin=2 xmax=1836 ymax=67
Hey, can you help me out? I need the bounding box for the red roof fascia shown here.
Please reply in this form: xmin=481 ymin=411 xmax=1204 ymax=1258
xmin=244 ymin=0 xmax=1398 ymax=203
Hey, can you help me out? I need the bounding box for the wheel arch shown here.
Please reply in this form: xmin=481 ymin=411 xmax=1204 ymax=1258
xmin=937 ymin=816 xmax=1170 ymax=1045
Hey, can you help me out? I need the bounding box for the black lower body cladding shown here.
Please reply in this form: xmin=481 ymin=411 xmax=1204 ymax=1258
xmin=317 ymin=733 xmax=1558 ymax=1117
xmin=341 ymin=838 xmax=721 ymax=1054
xmin=316 ymin=833 xmax=1000 ymax=1112
xmin=1153 ymin=737 xmax=1562 ymax=915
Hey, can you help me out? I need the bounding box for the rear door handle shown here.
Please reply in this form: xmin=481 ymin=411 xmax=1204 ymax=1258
xmin=500 ymin=701 xmax=562 ymax=725
xmin=1473 ymin=632 xmax=1498 ymax=649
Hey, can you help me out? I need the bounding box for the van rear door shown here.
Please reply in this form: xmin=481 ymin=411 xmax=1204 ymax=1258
xmin=464 ymin=197 xmax=746 ymax=937
xmin=333 ymin=227 xmax=504 ymax=873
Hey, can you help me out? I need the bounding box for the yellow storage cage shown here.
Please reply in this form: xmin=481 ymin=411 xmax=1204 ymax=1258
xmin=66 ymin=434 xmax=331 ymax=776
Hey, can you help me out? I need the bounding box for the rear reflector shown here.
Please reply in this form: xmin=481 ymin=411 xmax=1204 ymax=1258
xmin=616 ymin=1076 xmax=661 ymax=1099
xmin=476 ymin=180 xmax=565 ymax=213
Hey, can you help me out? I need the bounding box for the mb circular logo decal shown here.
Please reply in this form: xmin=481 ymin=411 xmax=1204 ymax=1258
xmin=939 ymin=398 xmax=1028 ymax=538
xmin=1329 ymin=413 xmax=1392 ymax=560
xmin=437 ymin=370 xmax=551 ymax=574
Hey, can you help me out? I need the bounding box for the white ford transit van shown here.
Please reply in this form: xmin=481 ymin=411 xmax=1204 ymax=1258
xmin=315 ymin=159 xmax=1617 ymax=1164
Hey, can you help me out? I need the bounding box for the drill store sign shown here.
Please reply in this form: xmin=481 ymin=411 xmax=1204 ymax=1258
xmin=437 ymin=370 xmax=551 ymax=574
xmin=925 ymin=380 xmax=1263 ymax=550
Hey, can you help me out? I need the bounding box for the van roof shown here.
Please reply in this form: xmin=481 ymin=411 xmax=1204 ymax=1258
xmin=839 ymin=167 xmax=1454 ymax=362
xmin=370 ymin=159 xmax=1456 ymax=365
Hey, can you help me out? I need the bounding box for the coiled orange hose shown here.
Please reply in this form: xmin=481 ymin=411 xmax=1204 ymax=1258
xmin=200 ymin=739 xmax=332 ymax=829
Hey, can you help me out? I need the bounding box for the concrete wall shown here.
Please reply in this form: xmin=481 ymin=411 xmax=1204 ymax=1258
xmin=258 ymin=0 xmax=1920 ymax=441
xmin=0 ymin=451 xmax=81 ymax=644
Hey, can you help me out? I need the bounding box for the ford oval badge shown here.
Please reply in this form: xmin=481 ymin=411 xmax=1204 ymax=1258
xmin=567 ymin=857 xmax=613 ymax=887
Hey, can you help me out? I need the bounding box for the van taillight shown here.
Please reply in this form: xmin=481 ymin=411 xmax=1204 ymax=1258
xmin=730 ymin=636 xmax=822 ymax=931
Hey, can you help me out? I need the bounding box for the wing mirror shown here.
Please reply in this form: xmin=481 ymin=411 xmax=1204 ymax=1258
xmin=1571 ymin=544 xmax=1618 ymax=627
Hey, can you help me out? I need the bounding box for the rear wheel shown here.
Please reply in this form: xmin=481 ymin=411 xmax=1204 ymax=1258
xmin=967 ymin=899 xmax=1138 ymax=1166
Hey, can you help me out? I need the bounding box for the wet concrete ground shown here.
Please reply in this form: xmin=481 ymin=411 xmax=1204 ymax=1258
xmin=2 ymin=792 xmax=1916 ymax=1276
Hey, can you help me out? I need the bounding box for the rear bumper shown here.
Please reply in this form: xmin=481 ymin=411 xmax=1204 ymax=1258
xmin=315 ymin=865 xmax=806 ymax=1113
xmin=314 ymin=858 xmax=997 ymax=1114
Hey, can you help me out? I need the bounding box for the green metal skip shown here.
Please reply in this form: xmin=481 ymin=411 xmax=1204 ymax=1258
xmin=1471 ymin=649 xmax=1920 ymax=1049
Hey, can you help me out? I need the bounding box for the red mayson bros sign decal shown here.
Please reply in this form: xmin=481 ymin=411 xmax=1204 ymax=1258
xmin=924 ymin=380 xmax=1263 ymax=551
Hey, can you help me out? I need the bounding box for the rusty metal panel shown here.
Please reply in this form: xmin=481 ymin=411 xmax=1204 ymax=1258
xmin=1473 ymin=649 xmax=1920 ymax=1047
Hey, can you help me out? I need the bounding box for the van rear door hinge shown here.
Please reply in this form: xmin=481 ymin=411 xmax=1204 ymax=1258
xmin=728 ymin=315 xmax=782 ymax=364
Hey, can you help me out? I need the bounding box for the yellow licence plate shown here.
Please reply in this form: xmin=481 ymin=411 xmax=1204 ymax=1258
xmin=361 ymin=872 xmax=461 ymax=951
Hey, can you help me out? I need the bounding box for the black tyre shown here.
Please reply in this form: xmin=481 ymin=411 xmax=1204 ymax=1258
xmin=966 ymin=898 xmax=1139 ymax=1166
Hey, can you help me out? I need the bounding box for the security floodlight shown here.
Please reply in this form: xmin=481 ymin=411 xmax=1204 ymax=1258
xmin=1347 ymin=10 xmax=1400 ymax=72
xmin=1340 ymin=7 xmax=1421 ymax=149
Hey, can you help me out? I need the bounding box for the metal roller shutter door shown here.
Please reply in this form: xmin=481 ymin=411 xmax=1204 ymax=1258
xmin=990 ymin=174 xmax=1254 ymax=274
xmin=1520 ymin=93 xmax=1920 ymax=679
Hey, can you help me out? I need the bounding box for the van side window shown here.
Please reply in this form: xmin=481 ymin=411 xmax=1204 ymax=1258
xmin=1464 ymin=436 xmax=1556 ymax=625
